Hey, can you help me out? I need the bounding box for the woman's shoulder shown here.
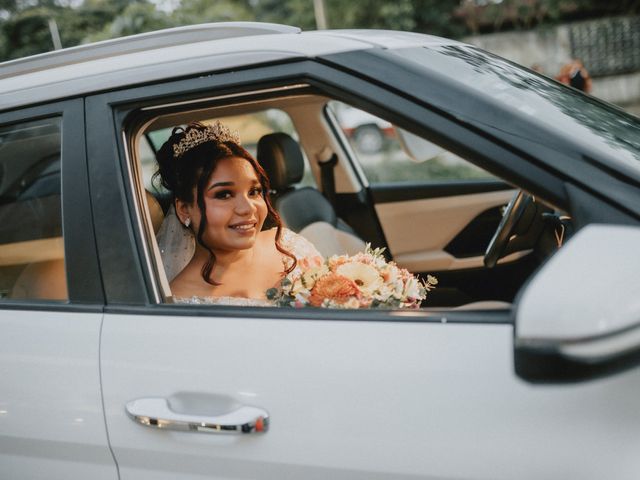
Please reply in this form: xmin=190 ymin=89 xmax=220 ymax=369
xmin=169 ymin=265 xmax=208 ymax=298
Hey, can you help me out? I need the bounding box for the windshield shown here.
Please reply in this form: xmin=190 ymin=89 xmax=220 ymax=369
xmin=391 ymin=45 xmax=640 ymax=175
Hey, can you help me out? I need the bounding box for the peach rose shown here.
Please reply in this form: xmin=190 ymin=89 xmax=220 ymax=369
xmin=309 ymin=273 xmax=359 ymax=307
xmin=298 ymin=255 xmax=323 ymax=270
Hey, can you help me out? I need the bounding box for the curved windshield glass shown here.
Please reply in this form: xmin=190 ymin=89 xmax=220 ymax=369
xmin=392 ymin=45 xmax=640 ymax=175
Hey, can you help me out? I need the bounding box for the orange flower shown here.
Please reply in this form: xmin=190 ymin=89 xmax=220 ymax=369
xmin=309 ymin=273 xmax=359 ymax=307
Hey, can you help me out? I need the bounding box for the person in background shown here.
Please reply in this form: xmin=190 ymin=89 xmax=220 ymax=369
xmin=556 ymin=59 xmax=592 ymax=93
xmin=530 ymin=63 xmax=544 ymax=74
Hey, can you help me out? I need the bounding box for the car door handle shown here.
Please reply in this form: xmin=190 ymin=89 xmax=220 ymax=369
xmin=125 ymin=397 xmax=269 ymax=434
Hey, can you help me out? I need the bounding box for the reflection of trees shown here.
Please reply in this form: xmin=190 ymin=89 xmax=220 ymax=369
xmin=433 ymin=45 xmax=640 ymax=163
xmin=361 ymin=157 xmax=493 ymax=183
xmin=353 ymin=130 xmax=495 ymax=183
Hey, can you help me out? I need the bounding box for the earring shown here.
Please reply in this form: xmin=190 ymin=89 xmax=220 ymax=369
xmin=184 ymin=218 xmax=191 ymax=228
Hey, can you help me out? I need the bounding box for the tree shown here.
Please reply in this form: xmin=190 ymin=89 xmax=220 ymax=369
xmin=0 ymin=0 xmax=139 ymax=60
xmin=327 ymin=0 xmax=416 ymax=31
xmin=412 ymin=0 xmax=466 ymax=38
xmin=251 ymin=0 xmax=315 ymax=30
xmin=173 ymin=0 xmax=254 ymax=24
xmin=1 ymin=0 xmax=637 ymax=62
xmin=0 ymin=6 xmax=64 ymax=60
xmin=83 ymin=1 xmax=174 ymax=42
xmin=455 ymin=0 xmax=640 ymax=35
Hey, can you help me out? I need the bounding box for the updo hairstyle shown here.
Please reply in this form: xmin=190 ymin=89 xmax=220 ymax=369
xmin=155 ymin=122 xmax=296 ymax=284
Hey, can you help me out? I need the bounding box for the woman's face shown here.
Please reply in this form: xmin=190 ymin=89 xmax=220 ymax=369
xmin=179 ymin=156 xmax=268 ymax=253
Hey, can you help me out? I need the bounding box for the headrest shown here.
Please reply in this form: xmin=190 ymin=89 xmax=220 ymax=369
xmin=276 ymin=187 xmax=337 ymax=232
xmin=257 ymin=133 xmax=305 ymax=191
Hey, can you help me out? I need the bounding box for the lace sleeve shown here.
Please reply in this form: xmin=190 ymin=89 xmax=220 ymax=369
xmin=280 ymin=228 xmax=324 ymax=276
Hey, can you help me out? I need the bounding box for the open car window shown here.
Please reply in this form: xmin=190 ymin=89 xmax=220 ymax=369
xmin=128 ymin=90 xmax=568 ymax=311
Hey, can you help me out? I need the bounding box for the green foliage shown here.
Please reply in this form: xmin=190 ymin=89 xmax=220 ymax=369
xmin=0 ymin=0 xmax=637 ymax=61
xmin=251 ymin=0 xmax=316 ymax=30
xmin=0 ymin=6 xmax=61 ymax=60
xmin=327 ymin=0 xmax=415 ymax=30
xmin=360 ymin=156 xmax=495 ymax=184
xmin=83 ymin=2 xmax=174 ymax=43
xmin=412 ymin=0 xmax=467 ymax=38
xmin=172 ymin=0 xmax=253 ymax=25
xmin=456 ymin=0 xmax=640 ymax=35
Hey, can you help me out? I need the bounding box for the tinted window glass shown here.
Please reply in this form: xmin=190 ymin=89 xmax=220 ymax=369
xmin=0 ymin=118 xmax=67 ymax=301
xmin=328 ymin=101 xmax=494 ymax=184
xmin=392 ymin=45 xmax=640 ymax=175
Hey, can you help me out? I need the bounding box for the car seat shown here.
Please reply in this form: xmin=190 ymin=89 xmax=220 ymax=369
xmin=257 ymin=132 xmax=365 ymax=257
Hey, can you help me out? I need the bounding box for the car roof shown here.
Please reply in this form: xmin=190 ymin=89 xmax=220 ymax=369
xmin=0 ymin=22 xmax=461 ymax=111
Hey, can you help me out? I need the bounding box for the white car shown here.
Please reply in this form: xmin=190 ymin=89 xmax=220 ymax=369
xmin=1 ymin=23 xmax=639 ymax=480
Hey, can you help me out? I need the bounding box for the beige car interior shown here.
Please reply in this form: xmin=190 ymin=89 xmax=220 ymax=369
xmin=375 ymin=190 xmax=524 ymax=272
xmin=0 ymin=123 xmax=68 ymax=301
xmin=299 ymin=222 xmax=366 ymax=257
xmin=0 ymin=236 xmax=66 ymax=300
xmin=9 ymin=257 xmax=67 ymax=300
xmin=131 ymin=87 xmax=520 ymax=308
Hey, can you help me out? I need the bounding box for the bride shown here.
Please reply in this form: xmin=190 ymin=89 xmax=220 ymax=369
xmin=155 ymin=121 xmax=322 ymax=306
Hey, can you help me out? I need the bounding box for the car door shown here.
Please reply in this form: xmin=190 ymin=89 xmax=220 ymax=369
xmin=0 ymin=101 xmax=114 ymax=479
xmin=98 ymin=307 xmax=640 ymax=480
xmin=90 ymin=62 xmax=640 ymax=479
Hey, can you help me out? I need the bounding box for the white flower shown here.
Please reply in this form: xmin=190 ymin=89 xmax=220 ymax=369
xmin=374 ymin=283 xmax=394 ymax=302
xmin=289 ymin=277 xmax=309 ymax=297
xmin=301 ymin=264 xmax=329 ymax=289
xmin=336 ymin=261 xmax=383 ymax=295
xmin=403 ymin=276 xmax=423 ymax=299
xmin=342 ymin=297 xmax=361 ymax=309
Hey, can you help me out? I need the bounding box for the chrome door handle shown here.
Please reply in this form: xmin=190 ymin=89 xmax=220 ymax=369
xmin=125 ymin=397 xmax=269 ymax=434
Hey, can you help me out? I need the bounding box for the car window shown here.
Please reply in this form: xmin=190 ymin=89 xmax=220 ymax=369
xmin=327 ymin=101 xmax=495 ymax=184
xmin=0 ymin=117 xmax=67 ymax=301
xmin=390 ymin=45 xmax=640 ymax=178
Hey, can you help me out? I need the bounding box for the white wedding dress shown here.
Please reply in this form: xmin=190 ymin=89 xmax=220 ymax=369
xmin=156 ymin=208 xmax=322 ymax=306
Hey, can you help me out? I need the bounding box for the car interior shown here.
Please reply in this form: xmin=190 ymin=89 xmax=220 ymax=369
xmin=0 ymin=119 xmax=68 ymax=301
xmin=130 ymin=86 xmax=572 ymax=309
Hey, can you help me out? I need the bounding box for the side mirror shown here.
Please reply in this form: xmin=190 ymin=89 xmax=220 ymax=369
xmin=514 ymin=224 xmax=640 ymax=383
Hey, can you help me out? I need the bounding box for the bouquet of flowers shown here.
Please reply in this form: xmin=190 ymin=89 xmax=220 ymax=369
xmin=267 ymin=245 xmax=437 ymax=309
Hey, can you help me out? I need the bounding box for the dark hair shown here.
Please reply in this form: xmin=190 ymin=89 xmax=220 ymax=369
xmin=155 ymin=122 xmax=296 ymax=284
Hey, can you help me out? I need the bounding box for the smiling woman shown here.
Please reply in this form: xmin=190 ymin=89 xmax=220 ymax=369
xmin=154 ymin=121 xmax=323 ymax=304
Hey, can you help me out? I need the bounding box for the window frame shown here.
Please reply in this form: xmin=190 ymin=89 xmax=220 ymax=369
xmin=0 ymin=99 xmax=104 ymax=310
xmin=87 ymin=58 xmax=570 ymax=323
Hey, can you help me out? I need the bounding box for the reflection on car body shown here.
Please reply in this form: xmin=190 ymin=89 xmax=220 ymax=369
xmin=0 ymin=22 xmax=639 ymax=480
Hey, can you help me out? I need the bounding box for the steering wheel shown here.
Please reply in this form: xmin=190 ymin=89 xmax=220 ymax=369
xmin=484 ymin=190 xmax=533 ymax=268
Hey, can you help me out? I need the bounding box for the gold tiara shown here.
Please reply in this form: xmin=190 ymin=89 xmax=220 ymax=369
xmin=172 ymin=121 xmax=241 ymax=158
